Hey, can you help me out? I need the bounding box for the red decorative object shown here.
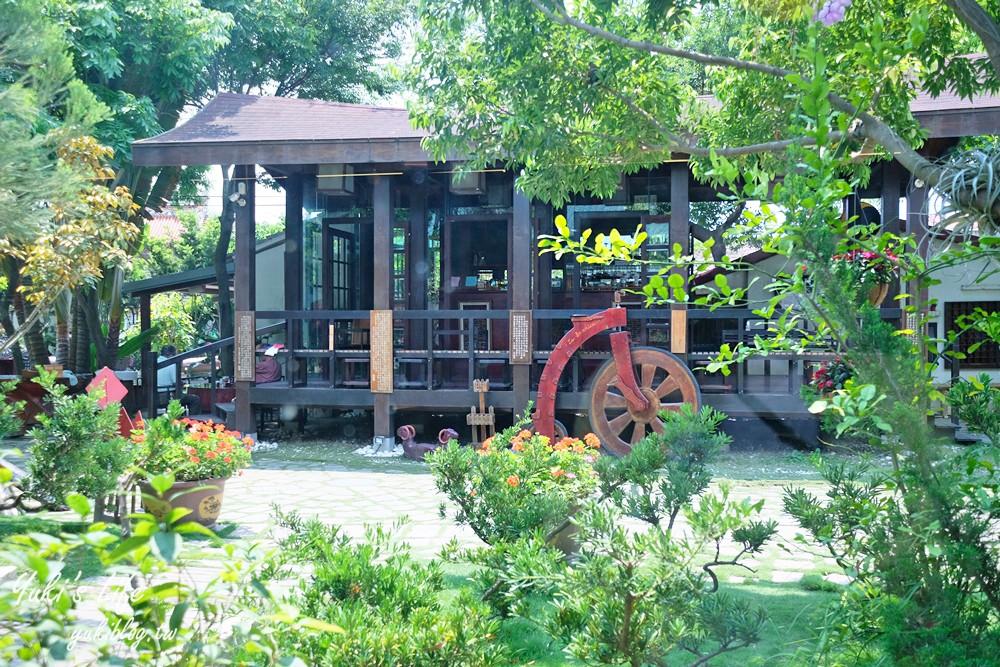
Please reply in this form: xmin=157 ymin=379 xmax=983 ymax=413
xmin=86 ymin=367 xmax=128 ymax=408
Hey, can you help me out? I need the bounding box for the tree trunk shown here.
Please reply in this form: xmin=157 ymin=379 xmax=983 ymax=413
xmin=0 ymin=259 xmax=24 ymax=372
xmin=79 ymin=288 xmax=112 ymax=370
xmin=216 ymin=165 xmax=237 ymax=377
xmin=54 ymin=321 xmax=70 ymax=366
xmin=12 ymin=285 xmax=49 ymax=368
xmin=72 ymin=291 xmax=91 ymax=374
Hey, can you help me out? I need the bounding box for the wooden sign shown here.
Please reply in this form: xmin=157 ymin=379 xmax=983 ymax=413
xmin=235 ymin=311 xmax=256 ymax=382
xmin=670 ymin=309 xmax=687 ymax=354
xmin=369 ymin=310 xmax=394 ymax=393
xmin=510 ymin=310 xmax=532 ymax=365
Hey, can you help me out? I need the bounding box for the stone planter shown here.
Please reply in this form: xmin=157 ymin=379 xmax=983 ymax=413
xmin=139 ymin=477 xmax=228 ymax=527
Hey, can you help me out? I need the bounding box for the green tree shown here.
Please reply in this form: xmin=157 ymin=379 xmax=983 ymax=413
xmin=0 ymin=0 xmax=115 ymax=367
xmin=408 ymin=0 xmax=1000 ymax=216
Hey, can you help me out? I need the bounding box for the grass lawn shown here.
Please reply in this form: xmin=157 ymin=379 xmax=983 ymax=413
xmin=0 ymin=515 xmax=107 ymax=580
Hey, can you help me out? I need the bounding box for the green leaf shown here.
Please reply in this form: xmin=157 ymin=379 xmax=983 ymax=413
xmin=65 ymin=493 xmax=91 ymax=518
xmin=149 ymin=473 xmax=175 ymax=495
xmin=152 ymin=532 xmax=182 ymax=565
xmin=808 ymin=400 xmax=828 ymax=414
xmin=667 ymin=273 xmax=685 ymax=289
xmin=169 ymin=601 xmax=190 ymax=633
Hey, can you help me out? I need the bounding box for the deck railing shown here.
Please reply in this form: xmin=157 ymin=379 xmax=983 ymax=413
xmin=248 ymin=307 xmax=903 ymax=396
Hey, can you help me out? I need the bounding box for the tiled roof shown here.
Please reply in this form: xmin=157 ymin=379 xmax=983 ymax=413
xmin=910 ymin=87 xmax=1000 ymax=112
xmin=133 ymin=93 xmax=426 ymax=146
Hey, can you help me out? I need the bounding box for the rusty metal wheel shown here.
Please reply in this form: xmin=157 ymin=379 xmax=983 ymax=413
xmin=588 ymin=347 xmax=701 ymax=456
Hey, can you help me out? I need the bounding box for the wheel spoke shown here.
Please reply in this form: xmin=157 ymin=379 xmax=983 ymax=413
xmin=602 ymin=389 xmax=627 ymax=409
xmin=651 ymin=418 xmax=665 ymax=435
xmin=608 ymin=412 xmax=633 ymax=436
xmin=654 ymin=375 xmax=679 ymax=399
xmin=631 ymin=421 xmax=646 ymax=444
xmin=641 ymin=363 xmax=656 ymax=388
xmin=660 ymin=402 xmax=684 ymax=413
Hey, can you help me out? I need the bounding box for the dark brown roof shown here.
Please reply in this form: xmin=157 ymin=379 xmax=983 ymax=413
xmin=136 ymin=93 xmax=426 ymax=145
xmin=132 ymin=93 xmax=431 ymax=167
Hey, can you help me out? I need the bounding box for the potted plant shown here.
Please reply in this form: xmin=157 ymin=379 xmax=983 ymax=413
xmin=831 ymin=249 xmax=899 ymax=306
xmin=131 ymin=401 xmax=253 ymax=526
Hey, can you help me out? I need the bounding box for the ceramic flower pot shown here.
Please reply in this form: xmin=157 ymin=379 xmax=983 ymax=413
xmin=868 ymin=283 xmax=889 ymax=307
xmin=139 ymin=477 xmax=228 ymax=527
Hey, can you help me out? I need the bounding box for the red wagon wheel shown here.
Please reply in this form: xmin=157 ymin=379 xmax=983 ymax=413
xmin=588 ymin=347 xmax=701 ymax=456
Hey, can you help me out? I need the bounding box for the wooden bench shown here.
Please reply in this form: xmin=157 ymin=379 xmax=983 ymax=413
xmin=215 ymin=401 xmax=236 ymax=429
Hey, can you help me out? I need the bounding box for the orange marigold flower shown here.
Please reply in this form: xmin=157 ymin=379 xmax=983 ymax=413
xmin=190 ymin=456 xmax=201 ymax=463
xmin=223 ymin=456 xmax=232 ymax=463
xmin=512 ymin=442 xmax=524 ymax=452
xmin=506 ymin=475 xmax=519 ymax=487
xmin=482 ymin=436 xmax=494 ymax=449
xmin=551 ymin=468 xmax=566 ymax=478
xmin=242 ymin=436 xmax=254 ymax=446
xmin=206 ymin=451 xmax=217 ymax=459
xmin=572 ymin=442 xmax=585 ymax=453
xmin=469 ymin=489 xmax=477 ymax=497
xmin=584 ymin=433 xmax=601 ymax=448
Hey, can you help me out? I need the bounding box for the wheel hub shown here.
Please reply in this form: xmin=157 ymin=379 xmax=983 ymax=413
xmin=626 ymin=386 xmax=660 ymax=423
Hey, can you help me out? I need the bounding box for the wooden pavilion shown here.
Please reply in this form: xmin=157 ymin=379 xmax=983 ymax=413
xmin=131 ymin=92 xmax=1000 ymax=443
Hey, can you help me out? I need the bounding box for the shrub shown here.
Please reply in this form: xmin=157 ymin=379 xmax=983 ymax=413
xmin=23 ymin=371 xmax=131 ymax=509
xmin=595 ymin=405 xmax=729 ymax=529
xmin=427 ymin=411 xmax=601 ymax=545
xmin=244 ymin=510 xmax=508 ymax=667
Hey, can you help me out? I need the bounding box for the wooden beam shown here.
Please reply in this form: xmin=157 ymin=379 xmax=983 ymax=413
xmin=233 ymin=164 xmax=257 ymax=435
xmin=132 ymin=138 xmax=434 ymax=168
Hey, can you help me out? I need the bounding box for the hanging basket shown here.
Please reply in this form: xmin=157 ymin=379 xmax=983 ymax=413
xmin=867 ymin=283 xmax=889 ymax=307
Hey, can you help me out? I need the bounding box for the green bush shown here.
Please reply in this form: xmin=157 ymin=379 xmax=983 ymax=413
xmin=245 ymin=510 xmax=508 ymax=667
xmin=427 ymin=409 xmax=600 ymax=545
xmin=23 ymin=371 xmax=132 ymax=509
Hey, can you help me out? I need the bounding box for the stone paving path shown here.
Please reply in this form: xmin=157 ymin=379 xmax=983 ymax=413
xmin=221 ymin=469 xmax=843 ymax=585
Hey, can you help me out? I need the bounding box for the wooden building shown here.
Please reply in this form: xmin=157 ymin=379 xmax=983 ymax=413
xmin=131 ymin=92 xmax=1000 ymax=443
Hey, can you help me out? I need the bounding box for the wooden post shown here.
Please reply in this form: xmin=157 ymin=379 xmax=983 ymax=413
xmin=284 ymin=173 xmax=305 ymax=385
xmin=233 ymin=164 xmax=256 ymax=435
xmin=881 ymin=160 xmax=902 ymax=308
xmin=511 ymin=189 xmax=532 ymax=412
xmin=670 ymin=161 xmax=690 ymax=360
xmin=140 ymin=293 xmax=154 ymax=416
xmin=373 ymin=175 xmax=393 ymax=440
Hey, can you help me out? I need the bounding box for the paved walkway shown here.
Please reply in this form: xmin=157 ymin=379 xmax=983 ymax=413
xmin=222 ymin=469 xmax=842 ymax=584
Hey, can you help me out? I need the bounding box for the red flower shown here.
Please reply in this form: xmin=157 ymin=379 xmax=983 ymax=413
xmin=506 ymin=475 xmax=519 ymax=487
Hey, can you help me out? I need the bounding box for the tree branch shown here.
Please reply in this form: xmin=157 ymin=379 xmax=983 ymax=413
xmin=533 ymin=0 xmax=1000 ymax=222
xmin=943 ymin=0 xmax=1000 ymax=78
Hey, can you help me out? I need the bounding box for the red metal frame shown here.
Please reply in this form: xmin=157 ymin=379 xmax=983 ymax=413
xmin=532 ymin=306 xmax=648 ymax=438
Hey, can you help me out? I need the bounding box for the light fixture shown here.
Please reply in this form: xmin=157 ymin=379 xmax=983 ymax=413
xmin=228 ymin=192 xmax=241 ymax=203
xmin=236 ymin=181 xmax=247 ymax=195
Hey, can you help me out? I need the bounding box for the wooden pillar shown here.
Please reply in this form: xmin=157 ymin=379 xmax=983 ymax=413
xmin=408 ymin=186 xmax=428 ymax=347
xmin=669 ymin=162 xmax=690 ymax=360
xmin=233 ymin=164 xmax=257 ymax=435
xmin=284 ymin=173 xmax=305 ymax=385
xmin=907 ymin=178 xmax=929 ymax=313
xmin=881 ymin=161 xmax=902 ymax=306
xmin=373 ymin=175 xmax=393 ymax=439
xmin=140 ymin=293 xmax=154 ymax=416
xmin=511 ymin=189 xmax=532 ymax=412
